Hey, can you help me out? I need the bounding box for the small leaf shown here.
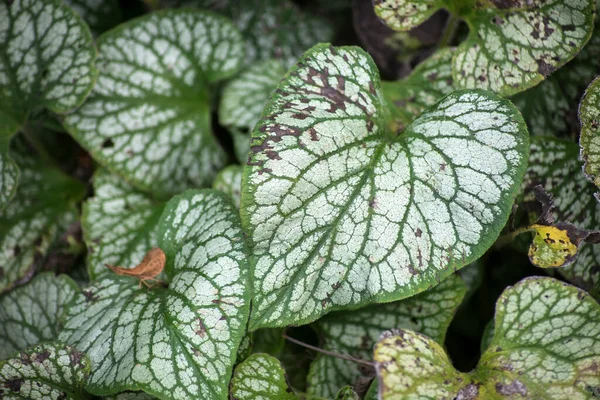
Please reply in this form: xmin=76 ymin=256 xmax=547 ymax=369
xmin=0 ymin=0 xmax=97 ymax=208
xmin=212 ymin=165 xmax=243 ymax=208
xmin=60 ymin=190 xmax=250 ymax=400
xmin=242 ymin=44 xmax=529 ymax=329
xmin=219 ymin=60 xmax=285 ymax=163
xmin=83 ymin=170 xmax=166 ymax=281
xmin=335 ymin=386 xmax=360 ymax=400
xmin=382 ymin=47 xmax=455 ymax=132
xmin=231 ymin=0 xmax=333 ymax=68
xmin=375 ymin=0 xmax=596 ymax=96
xmin=0 ymin=343 xmax=90 ymax=399
xmin=512 ymin=28 xmax=600 ymax=137
xmin=64 ymin=10 xmax=244 ymax=197
xmin=105 ymin=247 xmax=166 ymax=287
xmin=373 ymin=0 xmax=443 ymax=32
xmin=307 ymin=274 xmax=466 ymax=399
xmin=523 ymin=137 xmax=600 ymax=298
xmin=0 ymin=136 xmax=85 ymax=293
xmin=580 ymin=76 xmax=600 ymax=189
xmin=230 ymin=353 xmax=296 ymax=400
xmin=64 ymin=0 xmax=122 ymax=35
xmin=374 ymin=277 xmax=600 ymax=399
xmin=528 ymin=224 xmax=580 ymax=268
xmin=0 ymin=273 xmax=79 ymax=360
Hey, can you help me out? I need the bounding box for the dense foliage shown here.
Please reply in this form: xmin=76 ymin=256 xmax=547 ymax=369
xmin=1 ymin=0 xmax=599 ymax=399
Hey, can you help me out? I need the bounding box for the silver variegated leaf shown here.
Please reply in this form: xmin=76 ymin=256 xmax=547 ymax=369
xmin=242 ymin=44 xmax=529 ymax=329
xmin=63 ymin=10 xmax=244 ymax=197
xmin=230 ymin=353 xmax=296 ymax=400
xmin=60 ymin=190 xmax=250 ymax=400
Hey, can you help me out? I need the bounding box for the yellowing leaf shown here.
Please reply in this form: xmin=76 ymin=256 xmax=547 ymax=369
xmin=528 ymin=224 xmax=578 ymax=268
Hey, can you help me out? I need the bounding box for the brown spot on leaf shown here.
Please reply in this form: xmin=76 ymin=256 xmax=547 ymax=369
xmin=456 ymin=383 xmax=479 ymax=400
xmin=415 ymin=228 xmax=422 ymax=237
xmin=102 ymin=139 xmax=114 ymax=148
xmin=495 ymin=380 xmax=527 ymax=396
xmin=195 ymin=318 xmax=206 ymax=337
xmin=4 ymin=378 xmax=24 ymax=392
xmin=35 ymin=349 xmax=51 ymax=363
xmin=536 ymin=59 xmax=555 ymax=77
xmin=70 ymin=349 xmax=86 ymax=368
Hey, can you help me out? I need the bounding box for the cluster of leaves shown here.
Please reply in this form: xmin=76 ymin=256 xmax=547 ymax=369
xmin=1 ymin=0 xmax=600 ymax=399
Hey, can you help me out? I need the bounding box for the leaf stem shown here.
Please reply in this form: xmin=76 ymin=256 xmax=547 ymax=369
xmin=438 ymin=14 xmax=460 ymax=48
xmin=282 ymin=331 xmax=375 ymax=367
xmin=494 ymin=226 xmax=533 ymax=249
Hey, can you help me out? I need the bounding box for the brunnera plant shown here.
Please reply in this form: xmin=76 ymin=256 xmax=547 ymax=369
xmin=1 ymin=0 xmax=599 ymax=399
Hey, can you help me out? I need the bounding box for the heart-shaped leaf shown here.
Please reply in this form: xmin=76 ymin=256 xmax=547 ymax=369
xmin=307 ymin=273 xmax=466 ymax=398
xmin=213 ymin=165 xmax=243 ymax=208
xmin=523 ymin=137 xmax=600 ymax=299
xmin=0 ymin=343 xmax=90 ymax=399
xmin=0 ymin=273 xmax=79 ymax=360
xmin=580 ymin=76 xmax=600 ymax=190
xmin=0 ymin=0 xmax=97 ymax=209
xmin=231 ymin=0 xmax=333 ymax=68
xmin=60 ymin=190 xmax=250 ymax=400
xmin=230 ymin=353 xmax=296 ymax=400
xmin=0 ymin=136 xmax=85 ymax=293
xmin=512 ymin=28 xmax=600 ymax=137
xmin=382 ymin=47 xmax=455 ymax=132
xmin=242 ymin=44 xmax=529 ymax=329
xmin=219 ymin=59 xmax=285 ymax=163
xmin=83 ymin=170 xmax=166 ymax=280
xmin=63 ymin=10 xmax=244 ymax=197
xmin=64 ymin=0 xmax=122 ymax=35
xmin=374 ymin=0 xmax=596 ymax=96
xmin=374 ymin=277 xmax=600 ymax=399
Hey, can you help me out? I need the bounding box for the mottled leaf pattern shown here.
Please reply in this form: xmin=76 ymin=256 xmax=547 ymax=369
xmin=373 ymin=0 xmax=444 ymax=31
xmin=60 ymin=190 xmax=250 ymax=400
xmin=0 ymin=273 xmax=79 ymax=360
xmin=580 ymin=76 xmax=600 ymax=189
xmin=219 ymin=59 xmax=285 ymax=163
xmin=382 ymin=47 xmax=455 ymax=132
xmin=307 ymin=274 xmax=466 ymax=398
xmin=63 ymin=10 xmax=244 ymax=197
xmin=242 ymin=44 xmax=529 ymax=329
xmin=0 ymin=343 xmax=90 ymax=399
xmin=375 ymin=277 xmax=600 ymax=399
xmin=83 ymin=170 xmax=165 ymax=280
xmin=0 ymin=0 xmax=96 ymax=208
xmin=0 ymin=137 xmax=85 ymax=293
xmin=523 ymin=137 xmax=600 ymax=299
xmin=454 ymin=1 xmax=595 ymax=96
xmin=375 ymin=0 xmax=596 ymax=96
xmin=512 ymin=28 xmax=600 ymax=137
xmin=527 ymin=224 xmax=580 ymax=268
xmin=231 ymin=0 xmax=333 ymax=68
xmin=230 ymin=353 xmax=296 ymax=400
xmin=212 ymin=165 xmax=242 ymax=209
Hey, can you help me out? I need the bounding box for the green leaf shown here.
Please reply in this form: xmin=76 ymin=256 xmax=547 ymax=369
xmin=335 ymin=386 xmax=360 ymax=400
xmin=212 ymin=165 xmax=243 ymax=209
xmin=0 ymin=343 xmax=90 ymax=399
xmin=231 ymin=0 xmax=333 ymax=68
xmin=64 ymin=0 xmax=122 ymax=35
xmin=0 ymin=0 xmax=97 ymax=208
xmin=512 ymin=28 xmax=600 ymax=137
xmin=580 ymin=76 xmax=600 ymax=190
xmin=307 ymin=274 xmax=466 ymax=399
xmin=63 ymin=9 xmax=244 ymax=197
xmin=382 ymin=47 xmax=455 ymax=132
xmin=375 ymin=0 xmax=596 ymax=96
xmin=242 ymin=44 xmax=530 ymax=329
xmin=60 ymin=190 xmax=250 ymax=400
xmin=219 ymin=59 xmax=285 ymax=163
xmin=0 ymin=136 xmax=85 ymax=293
xmin=523 ymin=137 xmax=600 ymax=299
xmin=374 ymin=277 xmax=600 ymax=399
xmin=0 ymin=272 xmax=79 ymax=360
xmin=83 ymin=169 xmax=166 ymax=280
xmin=373 ymin=0 xmax=443 ymax=32
xmin=230 ymin=353 xmax=296 ymax=400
